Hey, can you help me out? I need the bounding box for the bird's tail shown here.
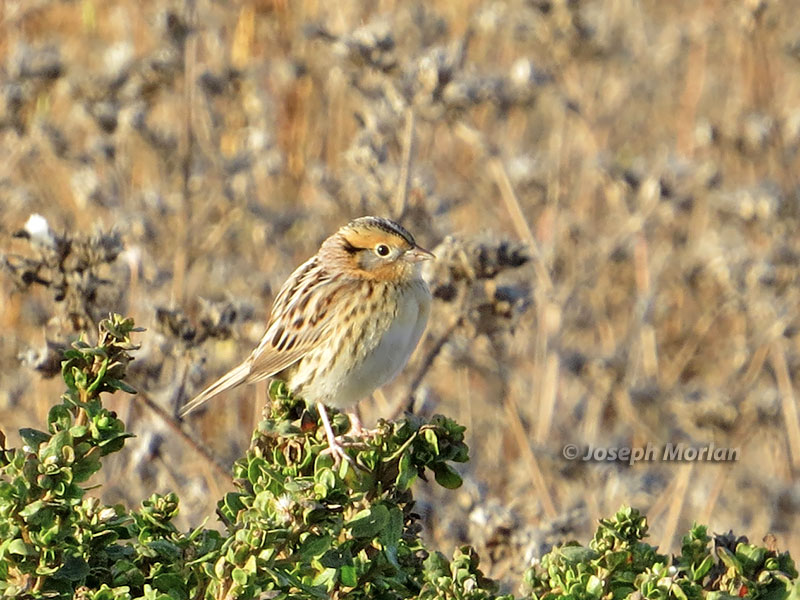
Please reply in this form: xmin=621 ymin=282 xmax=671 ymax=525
xmin=179 ymin=361 xmax=251 ymax=417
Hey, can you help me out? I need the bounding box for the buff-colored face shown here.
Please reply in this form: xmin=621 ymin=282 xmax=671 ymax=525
xmin=324 ymin=217 xmax=434 ymax=281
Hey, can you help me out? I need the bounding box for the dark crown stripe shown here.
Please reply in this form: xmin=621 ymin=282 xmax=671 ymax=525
xmin=356 ymin=216 xmax=416 ymax=246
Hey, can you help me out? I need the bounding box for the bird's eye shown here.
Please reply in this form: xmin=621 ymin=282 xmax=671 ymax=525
xmin=375 ymin=244 xmax=391 ymax=257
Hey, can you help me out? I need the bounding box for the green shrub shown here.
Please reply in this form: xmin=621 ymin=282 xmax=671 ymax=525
xmin=0 ymin=316 xmax=505 ymax=599
xmin=1 ymin=315 xmax=798 ymax=599
xmin=524 ymin=507 xmax=800 ymax=600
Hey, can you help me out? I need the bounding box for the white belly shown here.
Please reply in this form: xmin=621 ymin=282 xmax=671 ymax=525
xmin=335 ymin=288 xmax=427 ymax=405
xmin=290 ymin=281 xmax=430 ymax=408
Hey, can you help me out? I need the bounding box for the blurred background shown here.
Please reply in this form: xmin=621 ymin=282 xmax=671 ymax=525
xmin=2 ymin=0 xmax=800 ymax=593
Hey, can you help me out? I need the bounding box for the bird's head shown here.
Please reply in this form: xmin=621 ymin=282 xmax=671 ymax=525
xmin=321 ymin=216 xmax=434 ymax=281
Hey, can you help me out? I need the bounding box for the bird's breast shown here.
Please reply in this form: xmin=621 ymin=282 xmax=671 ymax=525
xmin=290 ymin=280 xmax=430 ymax=409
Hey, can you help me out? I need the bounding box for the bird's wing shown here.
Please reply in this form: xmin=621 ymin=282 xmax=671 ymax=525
xmin=244 ymin=256 xmax=349 ymax=381
xmin=180 ymin=256 xmax=349 ymax=417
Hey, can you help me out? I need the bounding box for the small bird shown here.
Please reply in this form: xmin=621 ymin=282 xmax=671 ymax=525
xmin=180 ymin=216 xmax=433 ymax=462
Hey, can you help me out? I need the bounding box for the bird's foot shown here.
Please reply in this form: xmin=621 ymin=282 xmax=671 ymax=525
xmin=320 ymin=438 xmax=358 ymax=467
xmin=347 ymin=410 xmax=364 ymax=437
xmin=317 ymin=402 xmax=364 ymax=468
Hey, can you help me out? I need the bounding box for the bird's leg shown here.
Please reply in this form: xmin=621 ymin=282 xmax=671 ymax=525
xmin=347 ymin=409 xmax=363 ymax=436
xmin=317 ymin=402 xmax=355 ymax=466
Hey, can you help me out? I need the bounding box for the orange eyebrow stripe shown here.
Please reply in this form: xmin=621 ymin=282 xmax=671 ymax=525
xmin=343 ymin=230 xmax=413 ymax=251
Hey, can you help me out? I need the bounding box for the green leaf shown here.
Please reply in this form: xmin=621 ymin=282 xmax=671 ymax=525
xmin=97 ymin=432 xmax=134 ymax=456
xmin=147 ymin=540 xmax=182 ymax=562
xmin=220 ymin=492 xmax=245 ymax=522
xmin=56 ymin=556 xmax=90 ymax=582
xmin=340 ymin=564 xmax=358 ymax=587
xmin=586 ymin=574 xmax=603 ymax=597
xmin=693 ymin=555 xmax=714 ymax=581
xmin=231 ymin=568 xmax=248 ymax=585
xmin=396 ymin=452 xmax=417 ymax=492
xmin=315 ymin=467 xmax=336 ymax=491
xmin=299 ymin=534 xmax=332 ymax=560
xmin=19 ymin=499 xmax=46 ymax=519
xmin=19 ymin=428 xmax=50 ymax=449
xmin=717 ymin=547 xmax=742 ymax=572
xmin=560 ymin=545 xmax=599 ymax=563
xmin=69 ymin=425 xmax=88 ymax=437
xmin=672 ymin=582 xmax=688 ymax=600
xmin=380 ymin=506 xmax=404 ymax=569
xmin=348 ymin=504 xmax=390 ymax=539
xmin=73 ymin=366 xmax=88 ymax=389
xmin=312 ymin=567 xmax=337 ymax=589
xmin=432 ymin=462 xmax=462 ymax=489
xmin=85 ymin=357 xmax=109 ymax=394
xmin=320 ymin=548 xmax=350 ymax=569
xmin=42 ymin=430 xmax=73 ymax=461
xmin=48 ymin=405 xmax=73 ymax=433
xmin=736 ymin=543 xmax=766 ymax=574
xmin=7 ymin=539 xmax=34 ymax=556
xmin=424 ymin=428 xmax=440 ymax=454
xmin=91 ymin=584 xmax=133 ymax=600
xmin=152 ymin=572 xmax=186 ymax=596
xmin=72 ymin=446 xmax=102 ymax=482
xmin=111 ymin=559 xmax=144 ymax=587
xmin=106 ymin=377 xmax=138 ymax=394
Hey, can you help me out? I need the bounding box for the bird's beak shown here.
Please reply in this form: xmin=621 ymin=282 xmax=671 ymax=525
xmin=407 ymin=246 xmax=435 ymax=262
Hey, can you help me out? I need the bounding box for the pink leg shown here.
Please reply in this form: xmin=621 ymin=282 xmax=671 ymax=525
xmin=347 ymin=410 xmax=363 ymax=436
xmin=317 ymin=402 xmax=354 ymax=466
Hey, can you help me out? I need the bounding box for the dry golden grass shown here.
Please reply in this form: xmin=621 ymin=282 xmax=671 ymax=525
xmin=2 ymin=0 xmax=800 ymax=592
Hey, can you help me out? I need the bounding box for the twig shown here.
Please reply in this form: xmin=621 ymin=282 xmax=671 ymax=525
xmin=658 ymin=464 xmax=692 ymax=552
xmin=400 ymin=316 xmax=463 ymax=415
xmin=452 ymin=121 xmax=552 ymax=294
xmin=456 ymin=126 xmax=562 ymax=517
xmin=171 ymin=0 xmax=198 ymax=306
xmin=633 ymin=234 xmax=657 ymax=381
xmin=504 ymin=394 xmax=557 ymax=519
xmin=699 ymin=464 xmax=731 ymax=526
xmin=770 ymin=339 xmax=800 ymax=472
xmin=533 ymin=352 xmax=559 ymax=445
xmin=488 ymin=155 xmax=552 ymax=294
xmin=737 ymin=343 xmax=769 ymax=389
xmin=393 ymin=107 xmax=416 ymax=219
xmin=661 ymin=306 xmax=725 ymax=388
xmin=137 ymin=390 xmax=232 ymax=483
xmin=675 ymin=8 xmax=708 ymax=157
